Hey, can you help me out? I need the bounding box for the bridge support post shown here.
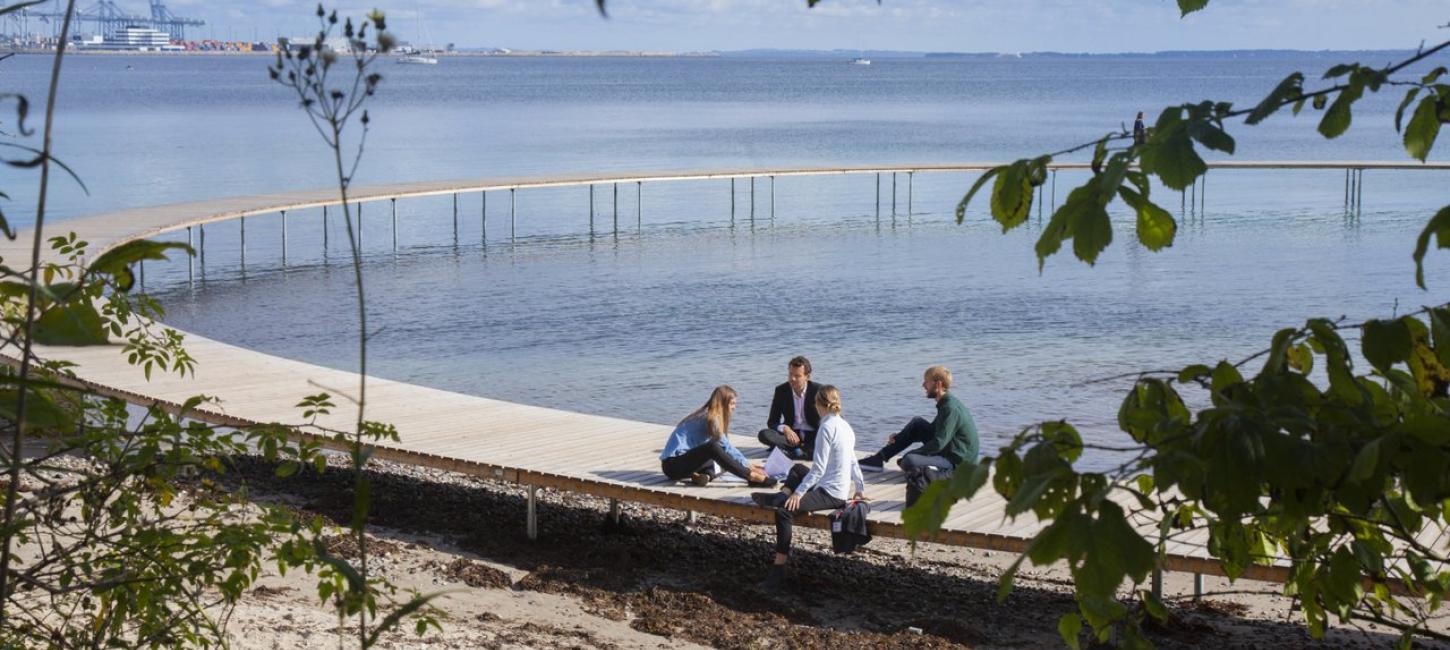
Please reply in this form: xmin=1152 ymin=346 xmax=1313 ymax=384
xmin=391 ymin=198 xmax=398 ymax=251
xmin=186 ymin=226 xmax=194 ymax=284
xmin=770 ymin=175 xmax=775 ymax=221
xmin=240 ymin=216 xmax=246 ymax=270
xmin=1190 ymin=176 xmax=1196 ymax=216
xmin=608 ymin=498 xmax=620 ymax=525
xmin=452 ymin=193 xmax=458 ymax=245
xmin=730 ymin=178 xmax=735 ymax=223
xmin=875 ymin=173 xmax=880 ymax=220
xmin=750 ymin=176 xmax=755 ymax=223
xmin=511 ymin=188 xmax=517 ymax=241
xmin=1151 ymin=568 xmax=1163 ymax=601
xmin=322 ymin=205 xmax=328 ymax=252
xmin=907 ymin=171 xmax=913 ymax=216
xmin=138 ymin=260 xmax=144 ymax=292
xmin=612 ymin=183 xmax=618 ymax=237
xmin=589 ymin=185 xmax=594 ymax=235
xmin=199 ymin=224 xmax=206 ymax=274
xmin=281 ymin=210 xmax=288 ymax=265
xmin=1200 ymin=171 xmax=1206 ymax=214
xmin=891 ymin=172 xmax=897 ymax=216
xmin=481 ymin=192 xmax=487 ymax=244
xmin=1193 ymin=573 xmax=1204 ymax=601
xmin=637 ymin=181 xmax=642 ymax=233
xmin=526 ymin=485 xmax=538 ymax=541
xmin=1344 ymin=169 xmax=1350 ymax=209
xmin=1050 ymin=169 xmax=1057 ymax=212
xmin=685 ymin=511 xmax=696 ymax=525
xmin=357 ymin=202 xmax=363 ymax=249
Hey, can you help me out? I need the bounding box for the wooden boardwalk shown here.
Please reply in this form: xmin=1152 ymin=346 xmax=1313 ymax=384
xmin=5 ymin=162 xmax=1447 ymax=586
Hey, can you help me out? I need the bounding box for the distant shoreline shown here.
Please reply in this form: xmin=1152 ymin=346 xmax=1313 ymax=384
xmin=2 ymin=47 xmax=1432 ymax=60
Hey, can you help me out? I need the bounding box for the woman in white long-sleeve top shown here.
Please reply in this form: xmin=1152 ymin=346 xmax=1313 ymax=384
xmin=752 ymin=384 xmax=865 ymax=588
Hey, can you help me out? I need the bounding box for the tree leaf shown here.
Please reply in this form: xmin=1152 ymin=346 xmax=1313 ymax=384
xmin=1140 ymin=109 xmax=1206 ymax=191
xmin=89 ymin=240 xmax=193 ymax=292
xmin=990 ymin=161 xmax=1033 ymax=232
xmin=1412 ymin=205 xmax=1450 ymax=289
xmin=1188 ymin=121 xmax=1235 ymax=154
xmin=1318 ymin=84 xmax=1362 ymax=139
xmin=1404 ymin=95 xmax=1442 ymax=162
xmin=33 ymin=302 xmax=108 ymax=346
xmin=1176 ymin=0 xmax=1209 ymax=17
xmin=956 ymin=167 xmax=1001 ymax=224
xmin=1361 ymin=318 xmax=1412 ymax=373
xmin=1071 ymin=200 xmax=1113 ymax=266
xmin=1395 ymin=87 xmax=1422 ymax=133
xmin=1119 ymin=186 xmax=1176 ymax=251
xmin=1247 ymin=72 xmax=1305 ymax=125
xmin=1058 ymin=613 xmax=1084 ymax=650
xmin=0 ymin=388 xmax=75 ymax=431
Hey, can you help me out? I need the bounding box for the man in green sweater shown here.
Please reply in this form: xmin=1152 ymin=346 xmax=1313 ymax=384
xmin=858 ymin=365 xmax=979 ymax=473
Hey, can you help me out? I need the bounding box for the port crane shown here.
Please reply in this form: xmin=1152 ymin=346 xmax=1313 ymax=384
xmin=11 ymin=0 xmax=204 ymax=41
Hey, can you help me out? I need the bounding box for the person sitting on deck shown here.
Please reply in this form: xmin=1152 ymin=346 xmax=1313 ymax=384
xmin=751 ymin=385 xmax=866 ymax=589
xmin=857 ymin=365 xmax=980 ymax=474
xmin=756 ymin=355 xmax=821 ymax=460
xmin=660 ymin=385 xmax=776 ymax=488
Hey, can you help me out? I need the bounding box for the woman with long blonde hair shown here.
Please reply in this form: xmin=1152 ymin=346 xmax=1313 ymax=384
xmin=659 ymin=385 xmax=774 ymax=487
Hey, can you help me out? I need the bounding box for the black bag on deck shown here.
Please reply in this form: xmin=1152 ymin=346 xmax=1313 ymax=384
xmin=904 ymin=465 xmax=954 ymax=509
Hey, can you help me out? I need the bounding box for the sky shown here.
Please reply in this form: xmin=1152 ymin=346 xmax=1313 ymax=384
xmin=85 ymin=0 xmax=1450 ymax=53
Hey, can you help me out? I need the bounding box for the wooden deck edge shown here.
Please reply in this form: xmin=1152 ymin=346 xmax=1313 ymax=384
xmin=1 ymin=351 xmax=1294 ymax=588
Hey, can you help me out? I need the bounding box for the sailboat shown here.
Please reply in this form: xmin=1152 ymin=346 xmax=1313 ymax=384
xmin=397 ymin=2 xmax=439 ymax=65
xmin=850 ymin=56 xmax=871 ymax=65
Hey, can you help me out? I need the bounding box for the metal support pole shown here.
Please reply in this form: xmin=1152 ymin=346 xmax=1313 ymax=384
xmin=526 ymin=485 xmax=538 ymax=541
xmin=186 ymin=226 xmax=194 ymax=284
xmin=1344 ymin=169 xmax=1350 ymax=208
xmin=281 ymin=210 xmax=288 ymax=265
xmin=636 ymin=181 xmax=642 ymax=233
xmin=1193 ymin=573 xmax=1204 ymax=601
xmin=1037 ymin=183 xmax=1043 ymax=222
xmin=609 ymin=498 xmax=620 ymax=525
xmin=357 ymin=202 xmax=363 ymax=248
xmin=891 ymin=172 xmax=897 ymax=215
xmin=452 ymin=193 xmax=458 ymax=245
xmin=239 ymin=216 xmax=246 ymax=269
xmin=1151 ymin=568 xmax=1163 ymax=601
xmin=199 ymin=224 xmax=206 ymax=272
xmin=481 ymin=192 xmax=487 ymax=244
xmin=510 ymin=188 xmax=517 ymax=240
xmin=391 ymin=198 xmax=398 ymax=250
xmin=1357 ymin=169 xmax=1364 ymax=213
xmin=322 ymin=205 xmax=328 ymax=252
xmin=1181 ymin=189 xmax=1186 ymax=213
xmin=749 ymin=176 xmax=755 ymax=223
xmin=1190 ymin=176 xmax=1196 ymax=215
xmin=589 ymin=185 xmax=594 ymax=235
xmin=1051 ymin=169 xmax=1057 ymax=212
xmin=770 ymin=175 xmax=775 ymax=221
xmin=685 ymin=511 xmax=697 ymax=525
xmin=907 ymin=171 xmax=913 ymax=216
xmin=612 ymin=183 xmax=618 ymax=236
xmin=875 ymin=173 xmax=880 ymax=219
xmin=138 ymin=260 xmax=144 ymax=292
xmin=730 ymin=178 xmax=735 ymax=221
xmin=1200 ymin=171 xmax=1206 ymax=213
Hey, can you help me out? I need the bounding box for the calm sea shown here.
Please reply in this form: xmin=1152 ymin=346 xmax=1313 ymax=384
xmin=4 ymin=53 xmax=1449 ymax=468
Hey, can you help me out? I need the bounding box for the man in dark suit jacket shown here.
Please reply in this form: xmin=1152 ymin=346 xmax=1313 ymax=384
xmin=757 ymin=356 xmax=821 ymax=460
